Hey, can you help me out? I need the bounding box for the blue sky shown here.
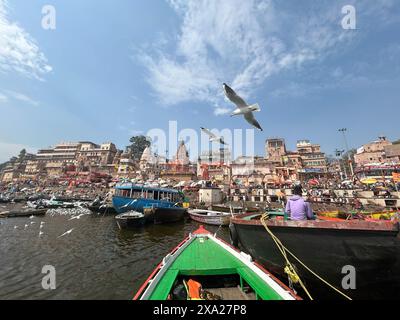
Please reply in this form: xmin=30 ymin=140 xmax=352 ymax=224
xmin=0 ymin=0 xmax=399 ymax=162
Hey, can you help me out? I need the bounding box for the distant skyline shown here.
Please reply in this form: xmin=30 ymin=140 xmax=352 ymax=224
xmin=1 ymin=0 xmax=399 ymax=163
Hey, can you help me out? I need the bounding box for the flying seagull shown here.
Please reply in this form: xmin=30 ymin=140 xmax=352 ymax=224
xmin=223 ymin=83 xmax=263 ymax=131
xmin=200 ymin=127 xmax=228 ymax=145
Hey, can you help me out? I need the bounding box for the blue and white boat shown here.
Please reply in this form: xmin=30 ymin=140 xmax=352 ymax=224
xmin=112 ymin=183 xmax=185 ymax=214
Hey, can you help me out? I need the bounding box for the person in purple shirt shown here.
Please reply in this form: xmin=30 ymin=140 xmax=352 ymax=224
xmin=285 ymin=185 xmax=315 ymax=221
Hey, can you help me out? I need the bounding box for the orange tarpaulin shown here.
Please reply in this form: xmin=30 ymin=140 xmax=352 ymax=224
xmin=393 ymin=173 xmax=400 ymax=183
xmin=184 ymin=279 xmax=202 ymax=300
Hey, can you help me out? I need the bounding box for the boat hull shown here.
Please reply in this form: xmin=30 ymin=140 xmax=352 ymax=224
xmin=115 ymin=215 xmax=145 ymax=229
xmin=188 ymin=211 xmax=231 ymax=226
xmin=88 ymin=205 xmax=117 ymax=215
xmin=0 ymin=208 xmax=48 ymax=218
xmin=145 ymin=207 xmax=187 ymax=225
xmin=231 ymin=214 xmax=400 ymax=300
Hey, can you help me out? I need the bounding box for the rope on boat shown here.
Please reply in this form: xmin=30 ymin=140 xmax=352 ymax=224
xmin=260 ymin=214 xmax=352 ymax=301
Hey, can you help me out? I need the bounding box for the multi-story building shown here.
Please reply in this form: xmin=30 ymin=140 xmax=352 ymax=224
xmin=295 ymin=140 xmax=328 ymax=181
xmin=265 ymin=138 xmax=286 ymax=165
xmin=197 ymin=148 xmax=231 ymax=182
xmin=1 ymin=153 xmax=36 ymax=182
xmin=296 ymin=140 xmax=327 ymax=170
xmin=117 ymin=152 xmax=136 ymax=177
xmin=384 ymin=144 xmax=400 ymax=163
xmin=354 ymin=136 xmax=392 ymax=167
xmin=36 ymin=142 xmax=81 ymax=164
xmin=34 ymin=141 xmax=120 ymax=177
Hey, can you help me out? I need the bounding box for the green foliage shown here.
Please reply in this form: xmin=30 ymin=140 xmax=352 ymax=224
xmin=128 ymin=135 xmax=151 ymax=161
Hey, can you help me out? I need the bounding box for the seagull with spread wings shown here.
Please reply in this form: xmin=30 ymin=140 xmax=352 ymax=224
xmin=223 ymin=83 xmax=263 ymax=131
xmin=201 ymin=127 xmax=228 ymax=145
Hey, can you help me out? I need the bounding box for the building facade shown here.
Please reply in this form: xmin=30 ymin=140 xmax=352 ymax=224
xmin=354 ymin=136 xmax=392 ymax=167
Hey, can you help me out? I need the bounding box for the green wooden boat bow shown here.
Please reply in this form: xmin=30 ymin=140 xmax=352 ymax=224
xmin=134 ymin=226 xmax=299 ymax=300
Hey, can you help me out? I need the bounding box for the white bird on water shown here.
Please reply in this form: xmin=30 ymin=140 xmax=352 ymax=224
xmin=24 ymin=224 xmax=29 ymax=230
xmin=200 ymin=127 xmax=228 ymax=145
xmin=40 ymin=222 xmax=45 ymax=229
xmin=39 ymin=231 xmax=44 ymax=237
xmin=57 ymin=228 xmax=74 ymax=238
xmin=223 ymin=83 xmax=263 ymax=131
xmin=68 ymin=214 xmax=85 ymax=221
xmin=29 ymin=215 xmax=34 ymax=219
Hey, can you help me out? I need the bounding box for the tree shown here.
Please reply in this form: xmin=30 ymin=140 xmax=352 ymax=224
xmin=128 ymin=135 xmax=151 ymax=161
xmin=18 ymin=149 xmax=27 ymax=160
xmin=393 ymin=139 xmax=400 ymax=145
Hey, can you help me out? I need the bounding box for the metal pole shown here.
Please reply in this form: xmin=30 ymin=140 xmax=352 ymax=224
xmin=339 ymin=128 xmax=354 ymax=178
xmin=335 ymin=149 xmax=345 ymax=180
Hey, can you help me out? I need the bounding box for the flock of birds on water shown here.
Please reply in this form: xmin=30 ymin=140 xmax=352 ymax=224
xmin=1 ymin=83 xmax=263 ymax=239
xmin=2 ymin=207 xmax=92 ymax=239
xmin=201 ymin=83 xmax=263 ymax=145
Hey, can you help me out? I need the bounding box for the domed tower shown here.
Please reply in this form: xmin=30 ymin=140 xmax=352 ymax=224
xmin=174 ymin=141 xmax=189 ymax=166
xmin=140 ymin=146 xmax=154 ymax=170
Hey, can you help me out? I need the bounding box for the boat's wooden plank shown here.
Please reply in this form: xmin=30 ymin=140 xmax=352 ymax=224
xmin=149 ymin=269 xmax=179 ymax=300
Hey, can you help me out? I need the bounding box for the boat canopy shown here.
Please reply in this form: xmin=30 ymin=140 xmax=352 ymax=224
xmin=115 ymin=183 xmax=181 ymax=194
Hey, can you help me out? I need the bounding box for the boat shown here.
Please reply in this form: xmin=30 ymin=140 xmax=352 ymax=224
xmin=112 ymin=184 xmax=184 ymax=214
xmin=317 ymin=210 xmax=398 ymax=221
xmin=115 ymin=211 xmax=146 ymax=229
xmin=210 ymin=204 xmax=244 ymax=213
xmin=45 ymin=197 xmax=75 ymax=209
xmin=88 ymin=204 xmax=117 ymax=215
xmin=143 ymin=206 xmax=187 ymax=225
xmin=211 ymin=204 xmax=260 ymax=213
xmin=0 ymin=208 xmax=48 ymax=218
xmin=230 ymin=212 xmax=400 ymax=300
xmin=133 ymin=225 xmax=300 ymax=300
xmin=188 ymin=209 xmax=232 ymax=226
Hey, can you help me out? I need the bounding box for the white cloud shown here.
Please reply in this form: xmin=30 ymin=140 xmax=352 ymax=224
xmin=4 ymin=90 xmax=39 ymax=106
xmin=137 ymin=0 xmax=397 ymax=114
xmin=0 ymin=92 xmax=8 ymax=103
xmin=0 ymin=0 xmax=52 ymax=80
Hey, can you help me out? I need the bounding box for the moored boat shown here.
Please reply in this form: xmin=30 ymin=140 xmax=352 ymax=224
xmin=112 ymin=184 xmax=184 ymax=214
xmin=230 ymin=212 xmax=400 ymax=300
xmin=0 ymin=208 xmax=48 ymax=218
xmin=115 ymin=211 xmax=145 ymax=229
xmin=88 ymin=204 xmax=117 ymax=215
xmin=134 ymin=226 xmax=300 ymax=300
xmin=144 ymin=206 xmax=187 ymax=225
xmin=188 ymin=209 xmax=232 ymax=226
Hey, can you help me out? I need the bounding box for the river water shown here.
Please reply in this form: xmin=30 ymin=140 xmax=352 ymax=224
xmin=0 ymin=206 xmax=229 ymax=300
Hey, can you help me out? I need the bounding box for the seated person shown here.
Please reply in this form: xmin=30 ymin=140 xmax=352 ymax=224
xmin=286 ymin=185 xmax=315 ymax=220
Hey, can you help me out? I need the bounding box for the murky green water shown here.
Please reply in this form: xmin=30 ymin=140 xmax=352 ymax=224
xmin=0 ymin=206 xmax=229 ymax=300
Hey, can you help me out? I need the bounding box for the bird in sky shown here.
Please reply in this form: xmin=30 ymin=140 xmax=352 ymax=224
xmin=223 ymin=83 xmax=263 ymax=131
xmin=200 ymin=127 xmax=228 ymax=145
